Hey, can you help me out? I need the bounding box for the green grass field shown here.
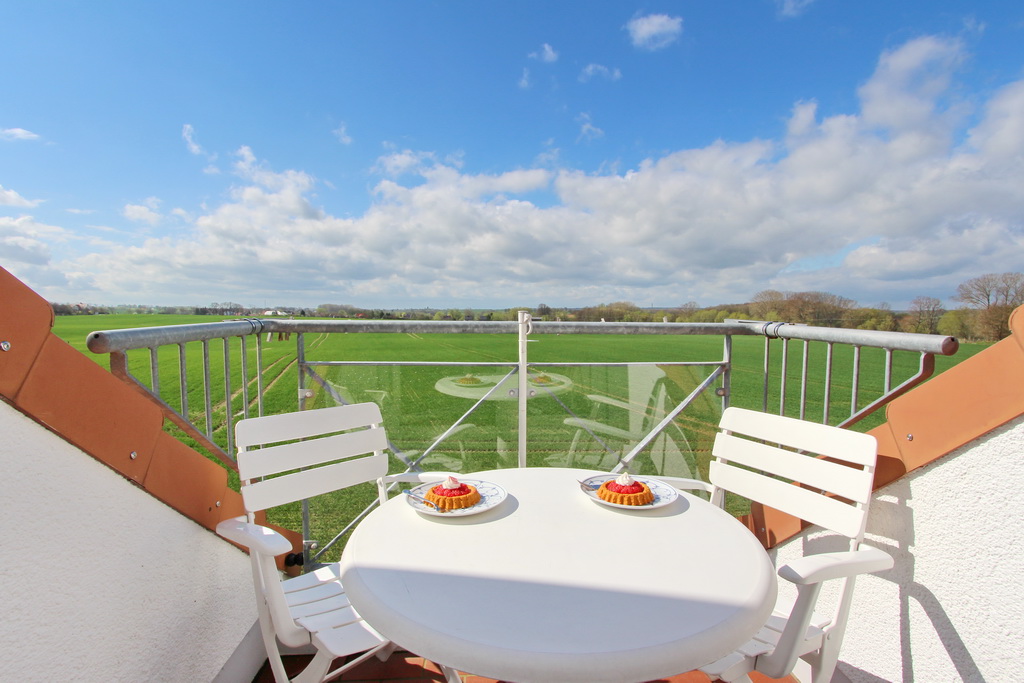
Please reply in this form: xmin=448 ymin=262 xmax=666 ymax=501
xmin=55 ymin=314 xmax=988 ymax=556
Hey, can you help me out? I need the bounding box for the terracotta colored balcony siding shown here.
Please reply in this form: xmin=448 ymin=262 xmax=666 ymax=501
xmin=252 ymin=652 xmax=798 ymax=683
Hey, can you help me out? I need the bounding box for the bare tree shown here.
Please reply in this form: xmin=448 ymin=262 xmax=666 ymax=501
xmin=953 ymin=272 xmax=1024 ymax=339
xmin=749 ymin=290 xmax=786 ymax=320
xmin=906 ymin=296 xmax=944 ymax=334
xmin=782 ymin=291 xmax=856 ymax=327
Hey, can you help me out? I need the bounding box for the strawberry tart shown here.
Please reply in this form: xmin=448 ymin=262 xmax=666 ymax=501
xmin=424 ymin=476 xmax=481 ymax=511
xmin=597 ymin=472 xmax=655 ymax=506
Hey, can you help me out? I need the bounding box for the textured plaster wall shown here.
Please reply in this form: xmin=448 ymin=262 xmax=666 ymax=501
xmin=773 ymin=415 xmax=1024 ymax=683
xmin=0 ymin=402 xmax=257 ymax=681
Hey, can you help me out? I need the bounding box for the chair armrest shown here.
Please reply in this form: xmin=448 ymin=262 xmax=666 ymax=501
xmin=216 ymin=517 xmax=292 ymax=557
xmin=652 ymin=476 xmax=714 ymax=494
xmin=777 ymin=545 xmax=894 ymax=585
xmin=381 ymin=471 xmax=462 ymax=485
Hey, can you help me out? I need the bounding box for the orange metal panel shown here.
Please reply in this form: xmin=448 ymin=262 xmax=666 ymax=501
xmin=1011 ymin=304 xmax=1024 ymax=352
xmin=15 ymin=335 xmax=162 ymax=483
xmin=740 ymin=501 xmax=806 ymax=550
xmin=885 ymin=334 xmax=1024 ymax=471
xmin=145 ymin=431 xmax=230 ymax=530
xmin=868 ymin=423 xmax=906 ymax=489
xmin=219 ymin=489 xmax=247 ymax=522
xmin=0 ymin=266 xmax=55 ymax=399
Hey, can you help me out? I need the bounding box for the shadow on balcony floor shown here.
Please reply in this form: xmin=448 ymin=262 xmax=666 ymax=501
xmin=252 ymin=651 xmax=798 ymax=683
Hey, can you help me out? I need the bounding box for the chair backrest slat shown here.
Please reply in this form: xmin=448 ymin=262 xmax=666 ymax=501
xmin=710 ymin=407 xmax=877 ymax=543
xmin=238 ymin=427 xmax=388 ymax=481
xmin=242 ymin=452 xmax=388 ymax=512
xmin=234 ymin=402 xmax=390 ymax=514
xmin=712 ymin=433 xmax=875 ymax=504
xmin=719 ymin=407 xmax=876 ymax=467
xmin=709 ymin=460 xmax=867 ymax=538
xmin=236 ymin=403 xmax=383 ymax=449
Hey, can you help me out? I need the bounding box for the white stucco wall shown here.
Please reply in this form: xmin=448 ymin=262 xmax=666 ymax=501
xmin=773 ymin=415 xmax=1024 ymax=683
xmin=0 ymin=401 xmax=258 ymax=682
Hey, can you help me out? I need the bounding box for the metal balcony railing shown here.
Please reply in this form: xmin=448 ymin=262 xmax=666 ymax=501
xmin=87 ymin=312 xmax=957 ymax=561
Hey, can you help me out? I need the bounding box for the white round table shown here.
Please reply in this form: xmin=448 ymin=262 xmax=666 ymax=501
xmin=340 ymin=468 xmax=777 ymax=683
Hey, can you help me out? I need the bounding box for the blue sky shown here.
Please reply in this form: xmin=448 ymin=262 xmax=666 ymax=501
xmin=2 ymin=1 xmax=1023 ymax=310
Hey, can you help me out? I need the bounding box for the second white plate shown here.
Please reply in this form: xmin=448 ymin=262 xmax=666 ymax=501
xmin=580 ymin=474 xmax=679 ymax=510
xmin=406 ymin=479 xmax=508 ymax=516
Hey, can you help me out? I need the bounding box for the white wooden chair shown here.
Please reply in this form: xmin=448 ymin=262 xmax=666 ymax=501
xmin=216 ymin=403 xmax=459 ymax=683
xmin=667 ymin=407 xmax=893 ymax=683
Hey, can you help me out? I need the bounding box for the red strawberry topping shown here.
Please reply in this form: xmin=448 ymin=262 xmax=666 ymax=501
xmin=606 ymin=481 xmax=644 ymax=494
xmin=432 ymin=483 xmax=471 ymax=497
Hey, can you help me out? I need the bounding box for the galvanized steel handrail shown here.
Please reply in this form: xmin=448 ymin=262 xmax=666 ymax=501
xmin=87 ymin=312 xmax=959 ymax=565
xmin=88 ymin=317 xmax=956 ymax=354
xmin=85 ymin=315 xmax=958 ymax=469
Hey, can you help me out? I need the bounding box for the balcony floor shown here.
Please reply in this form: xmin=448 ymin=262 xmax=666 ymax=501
xmin=253 ymin=651 xmax=797 ymax=683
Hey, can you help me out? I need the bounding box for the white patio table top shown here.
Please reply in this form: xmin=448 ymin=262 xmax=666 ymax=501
xmin=339 ymin=467 xmax=777 ymax=683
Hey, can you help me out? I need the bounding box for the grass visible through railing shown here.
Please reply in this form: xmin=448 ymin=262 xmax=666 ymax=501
xmin=55 ymin=314 xmax=986 ymax=558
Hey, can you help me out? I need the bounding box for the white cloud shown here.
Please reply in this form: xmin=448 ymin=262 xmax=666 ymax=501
xmin=123 ymin=197 xmax=162 ymax=225
xmin=968 ymin=79 xmax=1024 ymax=164
xmin=579 ymin=64 xmax=622 ymax=83
xmin=576 ymin=113 xmax=604 ymax=142
xmin=1 ymin=128 xmax=40 ymax=141
xmin=28 ymin=35 xmax=1024 ymax=309
xmin=373 ymin=148 xmax=438 ymax=177
xmin=182 ymin=124 xmax=203 ymax=155
xmin=529 ymin=43 xmax=558 ymax=63
xmin=776 ymin=0 xmax=817 ymax=18
xmin=858 ymin=36 xmax=966 ymax=135
xmin=0 ymin=184 xmax=42 ymax=207
xmin=0 ymin=215 xmax=69 ymax=266
xmin=182 ymin=124 xmax=219 ymax=172
xmin=333 ymin=123 xmax=353 ymax=145
xmin=518 ymin=68 xmax=531 ymax=89
xmin=625 ymin=14 xmax=682 ymax=51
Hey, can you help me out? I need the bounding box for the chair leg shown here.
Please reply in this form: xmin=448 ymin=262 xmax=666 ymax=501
xmin=810 ymin=643 xmax=841 ymax=683
xmin=259 ymin=625 xmax=292 ymax=683
xmin=375 ymin=641 xmax=398 ymax=661
xmin=291 ymin=649 xmax=334 ymax=683
xmin=439 ymin=663 xmax=462 ymax=683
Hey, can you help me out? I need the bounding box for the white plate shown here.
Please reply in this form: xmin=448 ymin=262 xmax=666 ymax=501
xmin=580 ymin=474 xmax=679 ymax=510
xmin=406 ymin=479 xmax=508 ymax=517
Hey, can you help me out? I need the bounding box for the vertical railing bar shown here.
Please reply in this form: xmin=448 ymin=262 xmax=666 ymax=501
xmin=780 ymin=338 xmax=789 ymax=417
xmin=223 ymin=337 xmax=234 ymax=455
xmin=884 ymin=349 xmax=894 ymax=393
xmin=517 ymin=311 xmax=531 ymax=468
xmin=799 ymin=341 xmax=809 ymax=420
xmin=851 ymin=346 xmax=861 ymax=418
xmin=823 ymin=342 xmax=834 ymax=425
xmin=149 ymin=347 xmax=160 ymax=397
xmin=256 ymin=333 xmax=265 ymax=417
xmin=762 ymin=337 xmax=771 ymax=413
xmin=202 ymin=339 xmax=213 ymax=439
xmin=722 ymin=335 xmax=732 ymax=412
xmin=178 ymin=342 xmax=188 ymax=418
xmin=240 ymin=335 xmax=250 ymax=420
xmin=297 ymin=332 xmax=307 ymax=410
xmin=296 ymin=332 xmax=311 ymax=565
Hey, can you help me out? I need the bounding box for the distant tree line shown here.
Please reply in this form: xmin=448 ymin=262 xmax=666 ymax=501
xmin=50 ymin=272 xmax=1023 ymax=342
